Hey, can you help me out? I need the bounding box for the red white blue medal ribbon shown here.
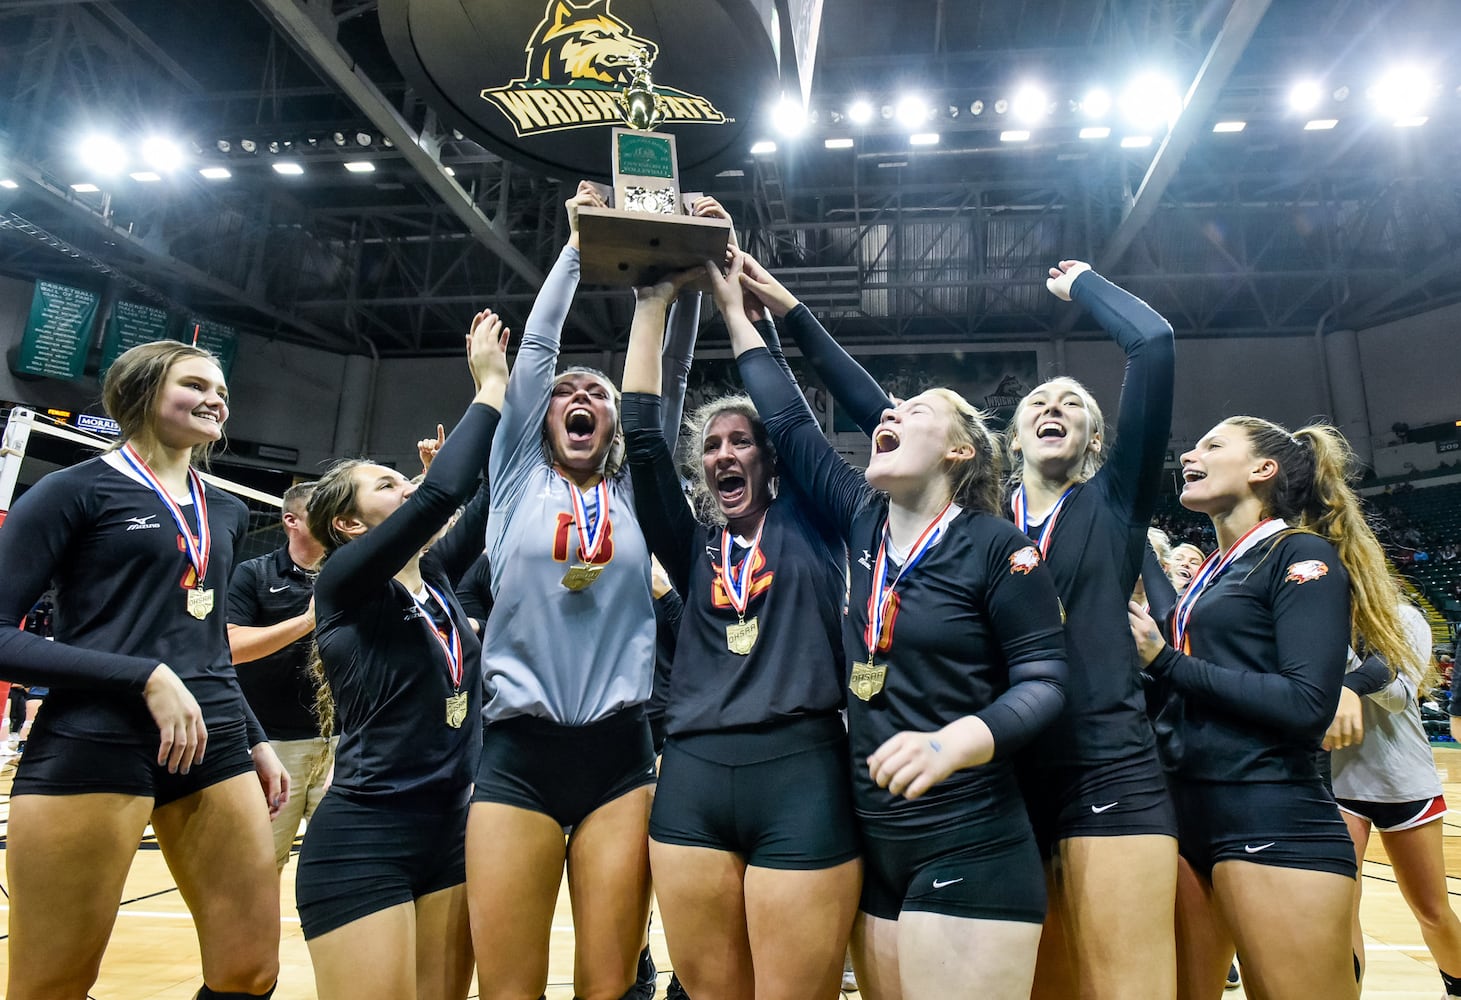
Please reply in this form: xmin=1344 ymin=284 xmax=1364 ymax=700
xmin=865 ymin=502 xmax=952 ymax=658
xmin=1010 ymin=485 xmax=1075 ymax=557
xmin=119 ymin=443 xmax=211 ymax=585
xmin=720 ymin=521 xmax=766 ymax=618
xmin=565 ymin=477 xmax=611 ymax=565
xmin=409 ymin=583 xmax=464 ymax=690
xmin=1170 ymin=517 xmax=1287 ymax=652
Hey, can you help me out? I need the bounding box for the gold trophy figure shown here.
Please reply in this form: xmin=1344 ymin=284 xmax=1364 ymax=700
xmin=576 ymin=52 xmax=731 ymax=286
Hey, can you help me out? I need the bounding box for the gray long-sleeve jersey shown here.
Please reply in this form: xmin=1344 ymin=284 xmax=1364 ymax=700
xmin=481 ymin=245 xmax=697 ymax=725
xmin=1331 ymin=604 xmax=1443 ymax=804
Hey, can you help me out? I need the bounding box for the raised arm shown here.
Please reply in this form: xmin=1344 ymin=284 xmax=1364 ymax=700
xmin=490 ymin=182 xmax=602 ymax=496
xmin=623 ymin=271 xmax=704 ymax=591
xmin=1055 ymin=261 xmax=1175 ymax=523
xmin=710 ymin=254 xmax=872 ymax=539
xmin=319 ymin=314 xmax=510 ymax=609
xmin=741 ymin=253 xmax=891 ymax=436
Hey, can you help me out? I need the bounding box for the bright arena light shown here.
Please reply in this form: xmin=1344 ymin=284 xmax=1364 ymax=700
xmin=824 ymin=137 xmax=854 ymax=149
xmin=1288 ymin=80 xmax=1323 ymax=113
xmin=272 ymin=161 xmax=304 ymax=175
xmin=909 ymin=132 xmax=939 ymax=145
xmin=199 ymin=166 xmax=232 ymax=180
xmin=1010 ymin=86 xmax=1049 ymax=124
xmin=1371 ymin=66 xmax=1435 ymax=118
xmin=1079 ymin=126 xmax=1111 ymax=139
xmin=749 ymin=140 xmax=777 ymax=155
xmin=1081 ymin=88 xmax=1112 ymax=119
xmin=70 ymin=182 xmax=100 ymax=193
xmin=895 ymin=95 xmax=929 ymax=129
xmin=140 ymin=136 xmax=184 ymax=173
xmin=1304 ymin=118 xmax=1339 ymax=130
xmin=846 ymin=99 xmax=874 ymax=125
xmin=344 ymin=161 xmax=376 ymax=173
xmin=1120 ymin=74 xmax=1181 ymax=129
xmin=1000 ymin=130 xmax=1031 ymax=142
xmin=771 ymin=95 xmax=807 ymax=137
xmin=77 ymin=134 xmax=126 ymax=175
xmin=1212 ymin=121 xmax=1246 ymax=133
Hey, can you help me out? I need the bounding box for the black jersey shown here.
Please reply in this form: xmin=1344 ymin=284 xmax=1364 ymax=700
xmin=313 ymin=403 xmax=498 ymax=799
xmin=454 ymin=549 xmax=494 ymax=625
xmin=1148 ymin=531 xmax=1350 ymax=783
xmin=738 ymin=349 xmax=1067 ymax=823
xmin=780 ymin=275 xmax=1174 ymax=767
xmin=0 ymin=455 xmax=252 ymax=743
xmin=227 ymin=545 xmax=319 ymax=740
xmin=623 ymin=392 xmax=846 ymax=738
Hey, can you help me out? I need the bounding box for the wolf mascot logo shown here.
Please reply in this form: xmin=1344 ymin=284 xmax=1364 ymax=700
xmin=526 ymin=0 xmax=657 ymax=86
xmin=482 ymin=0 xmax=730 ymax=137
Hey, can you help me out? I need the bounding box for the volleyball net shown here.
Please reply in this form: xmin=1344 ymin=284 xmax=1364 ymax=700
xmin=0 ymin=404 xmax=286 ymax=561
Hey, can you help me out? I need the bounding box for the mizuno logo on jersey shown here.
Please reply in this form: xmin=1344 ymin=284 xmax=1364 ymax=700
xmin=1008 ymin=546 xmax=1041 ymax=575
xmin=857 ymin=550 xmax=873 ymax=570
xmin=125 ymin=515 xmax=161 ymax=531
xmin=1284 ymin=560 xmax=1328 ymax=584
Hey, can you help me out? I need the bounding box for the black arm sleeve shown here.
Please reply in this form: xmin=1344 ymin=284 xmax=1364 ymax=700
xmin=1146 ymin=552 xmax=1349 ymax=738
xmin=623 ymin=392 xmax=701 ymax=596
xmin=738 ymin=348 xmax=872 ymax=541
xmin=783 ymin=304 xmax=892 ymax=437
xmin=0 ymin=475 xmax=158 ymax=690
xmin=1142 ymin=545 xmax=1179 ymax=630
xmin=454 ymin=552 xmax=494 ymax=623
xmin=1072 ymin=271 xmax=1175 ymax=526
xmin=426 ymin=474 xmax=492 ymax=587
xmin=647 ymin=586 xmax=684 ymax=753
xmin=315 ymin=404 xmax=501 ymax=611
xmin=755 ymin=315 xmax=816 ymax=423
xmin=976 ymin=528 xmax=1068 ymax=757
xmin=1342 ymin=653 xmax=1392 ymax=696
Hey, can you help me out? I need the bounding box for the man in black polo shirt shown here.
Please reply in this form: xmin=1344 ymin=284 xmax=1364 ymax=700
xmin=227 ymin=481 xmax=327 ymax=871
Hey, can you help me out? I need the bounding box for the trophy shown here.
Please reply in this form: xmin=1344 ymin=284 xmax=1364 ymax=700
xmin=576 ymin=52 xmax=732 ymax=287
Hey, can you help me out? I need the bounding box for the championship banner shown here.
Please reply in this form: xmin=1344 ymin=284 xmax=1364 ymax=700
xmin=101 ymin=300 xmax=173 ymax=374
xmin=13 ymin=281 xmax=99 ymax=381
xmin=380 ymin=0 xmax=782 ymax=178
xmin=188 ymin=319 xmax=239 ymax=380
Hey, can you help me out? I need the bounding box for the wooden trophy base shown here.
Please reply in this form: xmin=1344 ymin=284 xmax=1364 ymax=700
xmin=577 ymin=207 xmax=731 ymax=287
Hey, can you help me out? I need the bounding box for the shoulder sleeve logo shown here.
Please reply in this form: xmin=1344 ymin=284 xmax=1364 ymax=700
xmin=1009 ymin=545 xmax=1041 ymax=575
xmin=1284 ymin=559 xmax=1329 ymax=584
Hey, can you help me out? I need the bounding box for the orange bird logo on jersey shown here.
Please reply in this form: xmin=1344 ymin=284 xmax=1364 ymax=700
xmin=1008 ymin=546 xmax=1041 ymax=575
xmin=1285 ymin=559 xmax=1329 ymax=584
xmin=710 ymin=548 xmax=774 ymax=609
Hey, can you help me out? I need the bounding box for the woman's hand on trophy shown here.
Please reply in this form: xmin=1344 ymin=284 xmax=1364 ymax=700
xmin=690 ymin=196 xmax=738 ymax=250
xmin=738 ymin=252 xmax=799 ymax=319
xmin=634 ymin=266 xmax=702 ymax=308
xmin=565 ymin=180 xmax=606 ymax=248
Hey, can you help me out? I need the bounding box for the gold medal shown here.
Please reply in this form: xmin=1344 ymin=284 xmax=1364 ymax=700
xmin=186 ymin=587 xmax=215 ymax=620
xmin=445 ymin=690 xmax=469 ymax=729
xmin=561 ymin=562 xmax=605 ymax=591
xmin=726 ymin=616 xmax=759 ymax=655
xmin=849 ymin=660 xmax=886 ymax=701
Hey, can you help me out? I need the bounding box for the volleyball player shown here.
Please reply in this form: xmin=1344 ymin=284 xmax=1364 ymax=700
xmin=465 ymin=182 xmax=704 ymax=1000
xmin=1127 ymin=417 xmax=1414 ymax=1000
xmin=713 ymin=251 xmax=1068 ymax=999
xmin=1330 ymin=601 xmax=1461 ymax=999
xmin=292 ymin=310 xmax=508 ymax=1000
xmin=0 ymin=340 xmax=284 ymax=1000
xmin=621 ymin=270 xmax=861 ymax=999
xmin=737 ymin=252 xmax=1180 ymax=997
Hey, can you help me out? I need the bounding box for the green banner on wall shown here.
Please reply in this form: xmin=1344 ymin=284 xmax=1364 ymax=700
xmin=100 ymin=300 xmax=174 ymax=373
xmin=13 ymin=281 xmax=99 ymax=380
xmin=188 ymin=318 xmax=238 ymax=379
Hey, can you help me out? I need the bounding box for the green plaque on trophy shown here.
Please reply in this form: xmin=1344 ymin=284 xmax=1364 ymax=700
xmin=577 ymin=53 xmax=730 ymax=287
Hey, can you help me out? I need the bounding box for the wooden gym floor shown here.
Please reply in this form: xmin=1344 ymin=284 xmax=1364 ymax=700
xmin=4 ymin=750 xmax=1461 ymax=998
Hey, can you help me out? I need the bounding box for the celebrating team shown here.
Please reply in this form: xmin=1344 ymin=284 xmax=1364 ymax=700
xmin=0 ymin=183 xmax=1442 ymax=1000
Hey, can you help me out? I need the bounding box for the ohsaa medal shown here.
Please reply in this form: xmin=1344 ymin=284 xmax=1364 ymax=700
xmin=561 ymin=562 xmax=606 ymax=591
xmin=860 ymin=505 xmax=953 ymax=696
xmin=726 ymin=617 xmax=759 ymax=655
xmin=445 ymin=690 xmax=469 ymax=729
xmin=561 ymin=476 xmax=611 ymax=591
xmin=720 ymin=522 xmax=766 ymax=655
xmin=407 ymin=583 xmax=468 ymax=728
xmin=118 ymin=443 xmax=215 ymax=623
xmin=849 ymin=661 xmax=887 ymax=701
xmin=186 ymin=587 xmax=215 ymax=620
